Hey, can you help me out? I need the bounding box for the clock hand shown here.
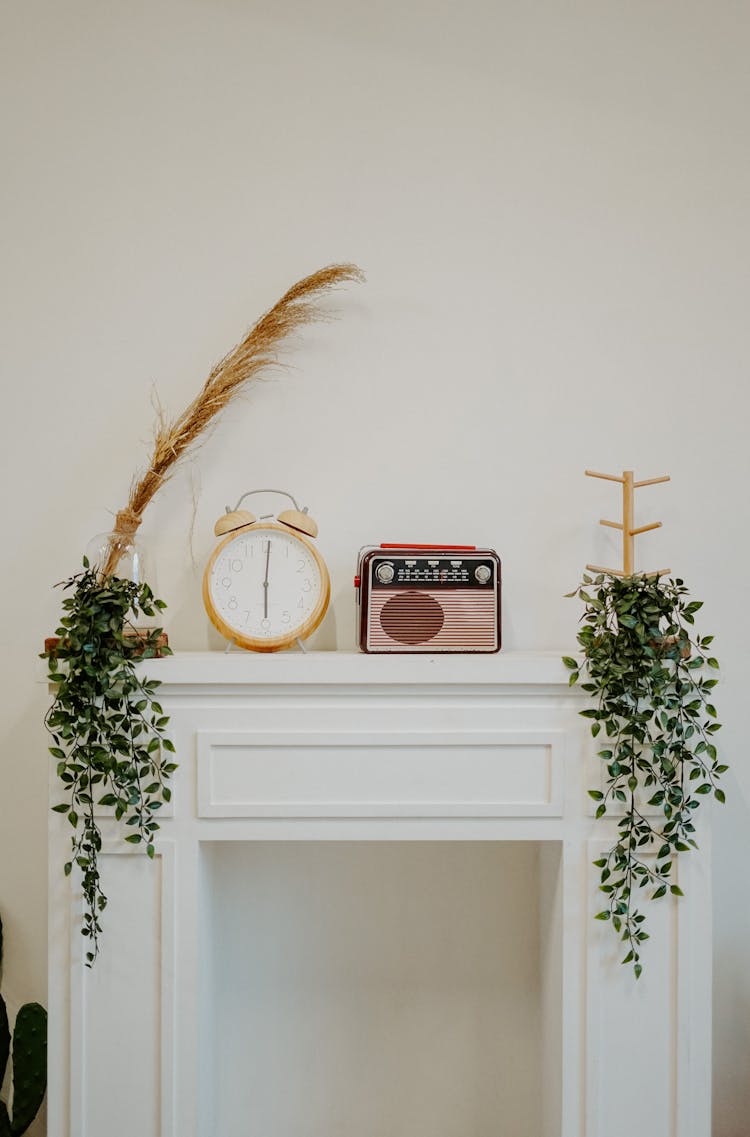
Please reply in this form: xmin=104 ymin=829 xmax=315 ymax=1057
xmin=263 ymin=539 xmax=271 ymax=618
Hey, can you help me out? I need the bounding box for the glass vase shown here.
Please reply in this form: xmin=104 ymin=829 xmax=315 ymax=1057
xmin=85 ymin=523 xmax=160 ymax=630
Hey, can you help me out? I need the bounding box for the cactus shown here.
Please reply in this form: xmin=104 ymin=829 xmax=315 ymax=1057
xmin=0 ymin=915 xmax=47 ymax=1136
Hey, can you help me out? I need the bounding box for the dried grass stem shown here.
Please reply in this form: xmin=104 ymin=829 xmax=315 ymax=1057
xmin=102 ymin=263 xmax=363 ymax=575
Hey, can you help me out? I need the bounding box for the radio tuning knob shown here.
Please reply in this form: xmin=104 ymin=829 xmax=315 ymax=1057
xmin=376 ymin=562 xmax=395 ymax=584
xmin=475 ymin=565 xmax=492 ymax=584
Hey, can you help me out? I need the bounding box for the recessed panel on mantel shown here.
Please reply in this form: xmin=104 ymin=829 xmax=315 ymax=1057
xmin=197 ymin=730 xmax=565 ymax=818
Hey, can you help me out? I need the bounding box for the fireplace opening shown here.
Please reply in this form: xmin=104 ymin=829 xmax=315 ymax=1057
xmin=199 ymin=841 xmax=562 ymax=1137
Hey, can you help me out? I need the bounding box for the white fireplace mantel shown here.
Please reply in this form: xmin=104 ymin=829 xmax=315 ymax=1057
xmin=47 ymin=651 xmax=712 ymax=1137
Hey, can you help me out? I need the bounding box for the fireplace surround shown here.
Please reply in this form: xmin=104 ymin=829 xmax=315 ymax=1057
xmin=47 ymin=651 xmax=712 ymax=1136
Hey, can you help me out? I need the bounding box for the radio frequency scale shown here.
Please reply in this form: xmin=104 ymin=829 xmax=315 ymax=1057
xmin=355 ymin=544 xmax=501 ymax=653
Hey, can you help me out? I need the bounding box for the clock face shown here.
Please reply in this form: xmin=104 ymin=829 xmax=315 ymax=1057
xmin=203 ymin=523 xmax=330 ymax=651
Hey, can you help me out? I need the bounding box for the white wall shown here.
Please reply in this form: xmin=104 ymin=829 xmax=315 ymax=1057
xmin=1 ymin=1 xmax=748 ymax=1132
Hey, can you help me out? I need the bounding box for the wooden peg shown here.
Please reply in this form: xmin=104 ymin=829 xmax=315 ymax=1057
xmin=634 ymin=475 xmax=671 ymax=488
xmin=586 ymin=563 xmax=625 ymax=576
xmin=630 ymin=521 xmax=662 ymax=536
xmin=585 ymin=470 xmax=625 ymax=484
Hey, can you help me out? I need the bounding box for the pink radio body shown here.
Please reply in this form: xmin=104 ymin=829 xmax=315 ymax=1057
xmin=356 ymin=544 xmax=502 ymax=654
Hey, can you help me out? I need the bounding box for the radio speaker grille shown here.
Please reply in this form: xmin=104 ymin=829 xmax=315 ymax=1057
xmin=368 ymin=588 xmax=498 ymax=651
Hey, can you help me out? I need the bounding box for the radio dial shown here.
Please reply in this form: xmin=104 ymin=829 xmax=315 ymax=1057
xmin=475 ymin=565 xmax=492 ymax=584
xmin=376 ymin=562 xmax=395 ymax=584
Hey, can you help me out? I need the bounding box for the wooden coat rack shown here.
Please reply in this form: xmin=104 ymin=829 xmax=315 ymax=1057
xmin=585 ymin=468 xmax=671 ymax=577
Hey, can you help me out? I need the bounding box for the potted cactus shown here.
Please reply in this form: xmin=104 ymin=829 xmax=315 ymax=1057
xmin=0 ymin=914 xmax=47 ymax=1136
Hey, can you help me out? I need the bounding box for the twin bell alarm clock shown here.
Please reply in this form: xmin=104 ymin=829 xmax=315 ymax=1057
xmin=203 ymin=489 xmax=330 ymax=652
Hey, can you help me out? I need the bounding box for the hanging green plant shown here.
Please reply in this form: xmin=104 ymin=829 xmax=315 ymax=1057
xmin=563 ymin=571 xmax=725 ymax=978
xmin=43 ymin=563 xmax=176 ymax=965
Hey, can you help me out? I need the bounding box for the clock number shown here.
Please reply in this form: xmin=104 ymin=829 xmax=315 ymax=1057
xmin=261 ymin=618 xmax=270 ymax=631
xmin=302 ymin=579 xmax=312 ymax=593
xmin=297 ymin=597 xmax=305 ymax=609
xmin=296 ymin=559 xmax=306 ymax=573
xmin=221 ymin=577 xmax=231 ymax=589
xmin=230 ymin=558 xmax=243 ymax=573
xmin=228 ymin=597 xmax=238 ymax=611
xmin=281 ymin=610 xmax=291 ymax=624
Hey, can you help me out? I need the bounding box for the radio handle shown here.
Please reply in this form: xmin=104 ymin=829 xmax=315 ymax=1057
xmin=379 ymin=543 xmax=477 ymax=551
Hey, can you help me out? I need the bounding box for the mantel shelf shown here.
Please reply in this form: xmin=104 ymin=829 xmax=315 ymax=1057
xmin=141 ymin=649 xmax=575 ymax=688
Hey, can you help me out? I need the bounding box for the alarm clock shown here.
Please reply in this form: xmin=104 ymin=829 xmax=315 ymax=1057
xmin=203 ymin=490 xmax=331 ymax=652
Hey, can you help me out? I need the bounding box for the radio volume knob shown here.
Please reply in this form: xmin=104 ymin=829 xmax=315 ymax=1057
xmin=475 ymin=565 xmax=492 ymax=584
xmin=376 ymin=562 xmax=395 ymax=584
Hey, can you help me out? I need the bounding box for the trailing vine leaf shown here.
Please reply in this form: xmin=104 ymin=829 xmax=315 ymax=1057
xmin=564 ymin=572 xmax=724 ymax=978
xmin=43 ymin=562 xmax=176 ymax=965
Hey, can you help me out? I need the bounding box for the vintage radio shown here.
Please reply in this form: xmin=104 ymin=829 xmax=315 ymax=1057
xmin=355 ymin=544 xmax=501 ymax=653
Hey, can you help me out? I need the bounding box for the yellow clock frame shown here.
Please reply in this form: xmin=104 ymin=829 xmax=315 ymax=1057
xmin=203 ymin=518 xmax=331 ymax=653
